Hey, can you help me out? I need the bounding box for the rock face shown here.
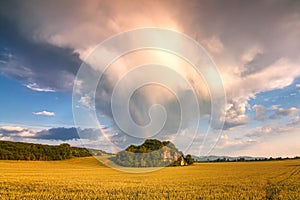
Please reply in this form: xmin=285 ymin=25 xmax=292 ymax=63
xmin=112 ymin=139 xmax=185 ymax=167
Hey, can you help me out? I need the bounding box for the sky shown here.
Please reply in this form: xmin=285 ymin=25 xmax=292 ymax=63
xmin=0 ymin=0 xmax=299 ymax=157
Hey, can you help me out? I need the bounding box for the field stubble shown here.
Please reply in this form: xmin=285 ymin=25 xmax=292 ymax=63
xmin=0 ymin=157 xmax=299 ymax=199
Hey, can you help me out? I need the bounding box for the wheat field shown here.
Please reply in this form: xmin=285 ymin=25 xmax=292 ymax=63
xmin=0 ymin=157 xmax=299 ymax=199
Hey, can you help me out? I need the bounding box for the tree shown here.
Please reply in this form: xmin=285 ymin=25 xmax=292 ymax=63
xmin=59 ymin=143 xmax=71 ymax=159
xmin=185 ymin=154 xmax=194 ymax=165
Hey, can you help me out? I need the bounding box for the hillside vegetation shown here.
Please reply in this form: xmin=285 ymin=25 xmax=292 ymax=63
xmin=0 ymin=140 xmax=92 ymax=160
xmin=111 ymin=139 xmax=194 ymax=167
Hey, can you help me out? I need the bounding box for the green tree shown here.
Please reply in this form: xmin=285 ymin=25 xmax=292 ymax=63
xmin=185 ymin=154 xmax=194 ymax=165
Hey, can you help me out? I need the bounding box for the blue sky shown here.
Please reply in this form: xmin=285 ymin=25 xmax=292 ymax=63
xmin=0 ymin=75 xmax=74 ymax=128
xmin=0 ymin=0 xmax=299 ymax=157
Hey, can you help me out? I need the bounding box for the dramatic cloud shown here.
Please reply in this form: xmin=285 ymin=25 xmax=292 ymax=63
xmin=241 ymin=46 xmax=264 ymax=64
xmin=1 ymin=0 xmax=300 ymax=151
xmin=33 ymin=111 xmax=55 ymax=116
xmin=0 ymin=6 xmax=81 ymax=91
xmin=201 ymin=36 xmax=224 ymax=54
xmin=1 ymin=0 xmax=300 ymax=97
xmin=32 ymin=127 xmax=79 ymax=141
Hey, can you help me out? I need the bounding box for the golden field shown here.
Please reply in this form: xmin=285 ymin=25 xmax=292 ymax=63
xmin=0 ymin=157 xmax=299 ymax=199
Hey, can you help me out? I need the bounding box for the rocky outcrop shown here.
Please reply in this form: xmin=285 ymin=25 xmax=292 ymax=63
xmin=111 ymin=139 xmax=185 ymax=167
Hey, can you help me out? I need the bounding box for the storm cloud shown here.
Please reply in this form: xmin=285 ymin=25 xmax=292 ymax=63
xmin=1 ymin=0 xmax=300 ymax=147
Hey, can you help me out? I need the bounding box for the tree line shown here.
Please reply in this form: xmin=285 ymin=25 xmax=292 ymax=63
xmin=0 ymin=141 xmax=91 ymax=160
xmin=199 ymin=156 xmax=300 ymax=162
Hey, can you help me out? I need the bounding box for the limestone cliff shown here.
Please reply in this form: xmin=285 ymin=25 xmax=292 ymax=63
xmin=111 ymin=139 xmax=186 ymax=167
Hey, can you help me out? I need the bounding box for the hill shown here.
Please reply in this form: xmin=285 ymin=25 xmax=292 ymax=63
xmin=0 ymin=140 xmax=104 ymax=161
xmin=193 ymin=155 xmax=300 ymax=162
xmin=193 ymin=155 xmax=266 ymax=162
xmin=111 ymin=139 xmax=194 ymax=167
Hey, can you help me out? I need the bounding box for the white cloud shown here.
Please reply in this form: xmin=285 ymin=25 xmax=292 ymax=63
xmin=226 ymin=130 xmax=300 ymax=157
xmin=276 ymin=107 xmax=298 ymax=116
xmin=246 ymin=114 xmax=300 ymax=139
xmin=33 ymin=111 xmax=55 ymax=116
xmin=223 ymin=99 xmax=249 ymax=130
xmin=78 ymin=94 xmax=93 ymax=109
xmin=223 ymin=58 xmax=300 ymax=101
xmin=219 ymin=58 xmax=300 ymax=128
xmin=73 ymin=79 xmax=83 ymax=94
xmin=252 ymin=105 xmax=266 ymax=121
xmin=287 ymin=116 xmax=300 ymax=128
xmin=0 ymin=126 xmax=24 ymax=132
xmin=269 ymin=107 xmax=297 ymax=119
xmin=213 ymin=132 xmax=257 ymax=153
xmin=246 ymin=124 xmax=286 ymax=137
xmin=212 ymin=117 xmax=300 ymax=157
xmin=0 ymin=125 xmax=38 ymax=138
xmin=26 ymin=83 xmax=55 ymax=92
xmin=269 ymin=105 xmax=280 ymax=110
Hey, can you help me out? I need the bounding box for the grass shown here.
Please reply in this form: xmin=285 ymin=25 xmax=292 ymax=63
xmin=0 ymin=157 xmax=299 ymax=199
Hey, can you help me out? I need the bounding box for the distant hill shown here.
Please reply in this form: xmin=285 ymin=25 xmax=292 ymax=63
xmin=111 ymin=139 xmax=194 ymax=167
xmin=193 ymin=155 xmax=267 ymax=162
xmin=0 ymin=140 xmax=105 ymax=161
xmin=193 ymin=155 xmax=300 ymax=162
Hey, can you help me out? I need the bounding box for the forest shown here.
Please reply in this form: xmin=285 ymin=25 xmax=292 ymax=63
xmin=0 ymin=140 xmax=91 ymax=160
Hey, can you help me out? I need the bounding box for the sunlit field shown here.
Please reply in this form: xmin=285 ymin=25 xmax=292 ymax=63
xmin=0 ymin=157 xmax=299 ymax=199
